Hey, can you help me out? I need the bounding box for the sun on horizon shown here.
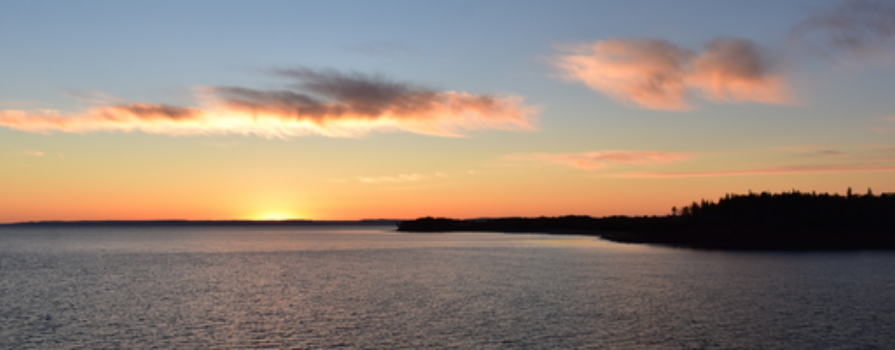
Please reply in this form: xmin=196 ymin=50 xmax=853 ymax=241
xmin=250 ymin=212 xmax=304 ymax=221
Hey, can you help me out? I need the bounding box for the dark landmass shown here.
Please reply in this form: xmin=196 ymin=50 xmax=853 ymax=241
xmin=399 ymin=189 xmax=895 ymax=250
xmin=0 ymin=219 xmax=399 ymax=228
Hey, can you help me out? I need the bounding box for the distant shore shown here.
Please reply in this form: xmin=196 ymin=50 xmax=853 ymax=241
xmin=397 ymin=216 xmax=895 ymax=251
xmin=399 ymin=190 xmax=895 ymax=251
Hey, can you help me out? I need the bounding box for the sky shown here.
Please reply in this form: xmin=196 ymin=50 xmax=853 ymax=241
xmin=2 ymin=0 xmax=895 ymax=222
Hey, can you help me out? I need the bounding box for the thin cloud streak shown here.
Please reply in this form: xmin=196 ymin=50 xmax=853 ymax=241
xmin=507 ymin=151 xmax=694 ymax=171
xmin=553 ymin=38 xmax=790 ymax=110
xmin=613 ymin=164 xmax=895 ymax=178
xmin=772 ymin=144 xmax=833 ymax=152
xmin=772 ymin=145 xmax=848 ymax=157
xmin=811 ymin=150 xmax=848 ymax=157
xmin=0 ymin=69 xmax=538 ymax=138
xmin=358 ymin=173 xmax=424 ymax=184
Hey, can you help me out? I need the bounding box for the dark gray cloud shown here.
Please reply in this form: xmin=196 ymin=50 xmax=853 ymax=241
xmin=112 ymin=104 xmax=201 ymax=121
xmin=794 ymin=0 xmax=895 ymax=56
xmin=212 ymin=68 xmax=505 ymax=123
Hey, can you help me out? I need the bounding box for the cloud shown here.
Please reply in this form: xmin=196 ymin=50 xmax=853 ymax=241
xmin=0 ymin=104 xmax=205 ymax=134
xmin=553 ymin=38 xmax=790 ymax=110
xmin=24 ymin=150 xmax=44 ymax=156
xmin=689 ymin=39 xmax=790 ymax=104
xmin=613 ymin=164 xmax=895 ymax=178
xmin=793 ymin=0 xmax=895 ymax=59
xmin=812 ymin=150 xmax=848 ymax=157
xmin=773 ymin=145 xmax=848 ymax=157
xmin=358 ymin=173 xmax=424 ymax=183
xmin=507 ymin=150 xmax=694 ymax=171
xmin=772 ymin=144 xmax=831 ymax=152
xmin=0 ymin=69 xmax=538 ymax=138
xmin=553 ymin=39 xmax=693 ymax=110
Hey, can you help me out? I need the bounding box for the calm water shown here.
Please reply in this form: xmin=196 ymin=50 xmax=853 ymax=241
xmin=1 ymin=225 xmax=893 ymax=349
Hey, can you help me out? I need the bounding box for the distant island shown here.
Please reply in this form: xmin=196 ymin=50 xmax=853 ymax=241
xmin=399 ymin=189 xmax=895 ymax=250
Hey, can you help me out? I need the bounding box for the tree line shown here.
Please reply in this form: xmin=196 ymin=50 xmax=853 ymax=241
xmin=672 ymin=188 xmax=895 ymax=228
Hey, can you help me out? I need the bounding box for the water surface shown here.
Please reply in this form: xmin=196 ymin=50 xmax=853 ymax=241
xmin=1 ymin=225 xmax=893 ymax=348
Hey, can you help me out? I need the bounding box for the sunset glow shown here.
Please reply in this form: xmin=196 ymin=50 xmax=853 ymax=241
xmin=253 ymin=213 xmax=297 ymax=221
xmin=2 ymin=1 xmax=895 ymax=223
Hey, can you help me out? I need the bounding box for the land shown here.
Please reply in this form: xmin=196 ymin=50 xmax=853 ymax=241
xmin=399 ymin=190 xmax=895 ymax=250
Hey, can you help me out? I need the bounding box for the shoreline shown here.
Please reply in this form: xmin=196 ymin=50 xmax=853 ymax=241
xmin=397 ymin=217 xmax=895 ymax=251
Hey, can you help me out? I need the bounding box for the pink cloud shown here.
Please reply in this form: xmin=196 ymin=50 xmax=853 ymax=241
xmin=689 ymin=39 xmax=790 ymax=104
xmin=0 ymin=69 xmax=538 ymax=138
xmin=613 ymin=164 xmax=895 ymax=178
xmin=553 ymin=38 xmax=791 ymax=110
xmin=0 ymin=104 xmax=205 ymax=135
xmin=507 ymin=151 xmax=694 ymax=171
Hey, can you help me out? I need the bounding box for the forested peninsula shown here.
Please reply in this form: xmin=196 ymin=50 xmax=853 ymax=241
xmin=398 ymin=189 xmax=895 ymax=250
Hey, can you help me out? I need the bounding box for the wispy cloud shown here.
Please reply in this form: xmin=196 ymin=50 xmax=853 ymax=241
xmin=507 ymin=150 xmax=694 ymax=171
xmin=772 ymin=144 xmax=831 ymax=152
xmin=358 ymin=173 xmax=424 ymax=184
xmin=774 ymin=143 xmax=895 ymax=160
xmin=810 ymin=150 xmax=848 ymax=157
xmin=0 ymin=69 xmax=538 ymax=138
xmin=793 ymin=0 xmax=895 ymax=60
xmin=613 ymin=164 xmax=895 ymax=178
xmin=23 ymin=150 xmax=44 ymax=156
xmin=553 ymin=38 xmax=790 ymax=111
xmin=772 ymin=145 xmax=849 ymax=157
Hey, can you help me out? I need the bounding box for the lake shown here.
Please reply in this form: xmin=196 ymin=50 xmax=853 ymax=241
xmin=1 ymin=224 xmax=893 ymax=348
